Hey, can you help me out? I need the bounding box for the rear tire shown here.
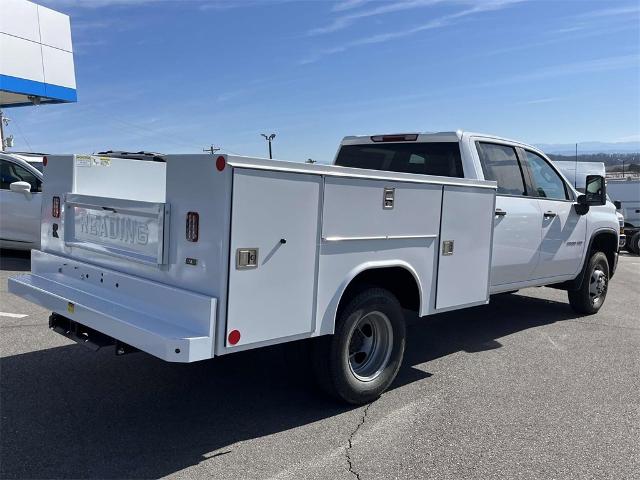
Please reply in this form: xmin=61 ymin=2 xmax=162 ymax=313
xmin=568 ymin=251 xmax=609 ymax=315
xmin=312 ymin=287 xmax=406 ymax=405
xmin=629 ymin=232 xmax=640 ymax=255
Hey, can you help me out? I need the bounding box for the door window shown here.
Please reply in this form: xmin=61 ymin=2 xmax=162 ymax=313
xmin=0 ymin=160 xmax=42 ymax=192
xmin=524 ymin=151 xmax=568 ymax=200
xmin=476 ymin=142 xmax=527 ymax=196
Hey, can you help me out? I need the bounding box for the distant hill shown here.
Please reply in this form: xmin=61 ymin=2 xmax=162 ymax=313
xmin=546 ymin=152 xmax=640 ymax=172
xmin=536 ymin=141 xmax=640 ymax=155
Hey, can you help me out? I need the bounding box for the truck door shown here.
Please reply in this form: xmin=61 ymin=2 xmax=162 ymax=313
xmin=521 ymin=149 xmax=586 ymax=279
xmin=0 ymin=158 xmax=42 ymax=247
xmin=475 ymin=142 xmax=541 ymax=287
xmin=225 ymin=169 xmax=322 ymax=349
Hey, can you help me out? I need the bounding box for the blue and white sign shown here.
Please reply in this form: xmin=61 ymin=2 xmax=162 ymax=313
xmin=0 ymin=0 xmax=77 ymax=107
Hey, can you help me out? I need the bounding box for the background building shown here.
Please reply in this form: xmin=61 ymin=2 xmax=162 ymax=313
xmin=0 ymin=0 xmax=76 ymax=107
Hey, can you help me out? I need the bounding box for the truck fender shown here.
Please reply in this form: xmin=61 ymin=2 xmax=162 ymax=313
xmin=552 ymin=228 xmax=618 ymax=291
xmin=321 ymin=260 xmax=423 ymax=336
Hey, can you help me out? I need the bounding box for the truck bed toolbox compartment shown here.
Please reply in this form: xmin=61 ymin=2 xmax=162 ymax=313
xmin=8 ymin=250 xmax=216 ymax=362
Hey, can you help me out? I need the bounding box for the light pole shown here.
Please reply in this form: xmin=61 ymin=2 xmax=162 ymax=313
xmin=261 ymin=133 xmax=276 ymax=159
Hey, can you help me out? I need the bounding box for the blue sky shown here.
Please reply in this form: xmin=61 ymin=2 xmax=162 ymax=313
xmin=7 ymin=0 xmax=640 ymax=162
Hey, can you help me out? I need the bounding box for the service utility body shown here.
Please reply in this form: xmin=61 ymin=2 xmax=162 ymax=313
xmin=9 ymin=131 xmax=620 ymax=404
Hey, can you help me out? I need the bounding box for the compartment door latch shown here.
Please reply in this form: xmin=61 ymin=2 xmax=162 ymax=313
xmin=236 ymin=248 xmax=259 ymax=269
xmin=442 ymin=240 xmax=454 ymax=256
xmin=383 ymin=187 xmax=395 ymax=209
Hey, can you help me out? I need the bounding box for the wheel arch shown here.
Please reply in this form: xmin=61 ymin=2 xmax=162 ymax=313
xmin=330 ymin=261 xmax=423 ymax=332
xmin=589 ymin=228 xmax=618 ymax=275
xmin=553 ymin=228 xmax=619 ymax=290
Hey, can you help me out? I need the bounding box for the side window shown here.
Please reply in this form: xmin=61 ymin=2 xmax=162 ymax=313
xmin=524 ymin=151 xmax=568 ymax=200
xmin=0 ymin=160 xmax=42 ymax=192
xmin=476 ymin=142 xmax=526 ymax=196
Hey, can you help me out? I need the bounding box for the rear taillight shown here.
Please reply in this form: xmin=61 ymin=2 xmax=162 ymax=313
xmin=216 ymin=155 xmax=226 ymax=171
xmin=186 ymin=212 xmax=199 ymax=242
xmin=52 ymin=196 xmax=60 ymax=218
xmin=43 ymin=156 xmax=48 ymax=167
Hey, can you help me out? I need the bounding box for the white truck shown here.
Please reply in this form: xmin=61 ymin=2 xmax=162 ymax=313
xmin=553 ymin=160 xmax=627 ymax=250
xmin=554 ymin=160 xmax=605 ymax=191
xmin=8 ymin=131 xmax=620 ymax=404
xmin=607 ymin=176 xmax=640 ymax=254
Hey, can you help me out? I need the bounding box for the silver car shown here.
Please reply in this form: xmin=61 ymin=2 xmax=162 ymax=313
xmin=0 ymin=152 xmax=44 ymax=250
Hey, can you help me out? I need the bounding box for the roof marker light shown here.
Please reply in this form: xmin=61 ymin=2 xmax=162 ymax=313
xmin=371 ymin=134 xmax=419 ymax=142
xmin=216 ymin=155 xmax=226 ymax=171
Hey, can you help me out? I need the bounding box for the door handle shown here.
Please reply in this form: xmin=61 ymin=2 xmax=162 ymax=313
xmin=544 ymin=211 xmax=557 ymax=218
xmin=495 ymin=209 xmax=507 ymax=216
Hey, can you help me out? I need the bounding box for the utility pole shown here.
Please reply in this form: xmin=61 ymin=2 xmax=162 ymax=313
xmin=0 ymin=110 xmax=8 ymax=151
xmin=574 ymin=143 xmax=578 ymax=189
xmin=261 ymin=133 xmax=276 ymax=159
xmin=203 ymin=145 xmax=220 ymax=155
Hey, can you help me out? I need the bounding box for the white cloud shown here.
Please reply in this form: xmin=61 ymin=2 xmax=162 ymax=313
xmin=309 ymin=0 xmax=447 ymax=36
xmin=516 ymin=97 xmax=563 ymax=105
xmin=42 ymin=0 xmax=286 ymax=9
xmin=481 ymin=54 xmax=640 ymax=87
xmin=309 ymin=0 xmax=526 ymax=36
xmin=331 ymin=0 xmax=373 ymax=13
xmin=578 ymin=4 xmax=640 ymax=19
xmin=302 ymin=0 xmax=525 ymax=63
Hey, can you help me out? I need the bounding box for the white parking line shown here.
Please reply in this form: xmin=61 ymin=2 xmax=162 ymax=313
xmin=0 ymin=312 xmax=29 ymax=319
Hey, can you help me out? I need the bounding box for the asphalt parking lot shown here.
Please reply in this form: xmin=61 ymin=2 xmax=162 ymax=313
xmin=1 ymin=250 xmax=638 ymax=480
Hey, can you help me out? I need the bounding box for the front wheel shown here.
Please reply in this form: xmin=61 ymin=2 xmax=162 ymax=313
xmin=312 ymin=287 xmax=406 ymax=404
xmin=568 ymin=251 xmax=609 ymax=314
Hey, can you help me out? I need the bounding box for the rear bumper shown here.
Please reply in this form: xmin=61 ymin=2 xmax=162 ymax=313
xmin=8 ymin=250 xmax=217 ymax=362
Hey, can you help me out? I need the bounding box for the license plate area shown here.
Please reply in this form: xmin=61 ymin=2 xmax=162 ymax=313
xmin=64 ymin=194 xmax=169 ymax=265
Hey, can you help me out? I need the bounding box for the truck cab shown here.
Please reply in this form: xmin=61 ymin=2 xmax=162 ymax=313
xmin=333 ymin=131 xmax=619 ymax=297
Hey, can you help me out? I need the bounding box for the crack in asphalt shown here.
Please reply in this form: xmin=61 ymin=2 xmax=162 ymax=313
xmin=345 ymin=402 xmax=373 ymax=480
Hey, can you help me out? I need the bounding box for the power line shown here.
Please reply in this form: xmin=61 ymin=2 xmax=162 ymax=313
xmin=11 ymin=117 xmax=33 ymax=152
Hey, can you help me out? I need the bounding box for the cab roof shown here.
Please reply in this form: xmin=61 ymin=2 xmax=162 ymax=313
xmin=339 ymin=130 xmax=543 ymax=154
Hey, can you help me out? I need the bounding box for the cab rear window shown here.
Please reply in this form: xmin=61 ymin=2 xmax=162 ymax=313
xmin=335 ymin=142 xmax=464 ymax=178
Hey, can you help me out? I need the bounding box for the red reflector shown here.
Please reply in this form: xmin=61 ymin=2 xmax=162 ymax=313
xmin=228 ymin=329 xmax=241 ymax=345
xmin=43 ymin=156 xmax=48 ymax=167
xmin=371 ymin=134 xmax=419 ymax=142
xmin=216 ymin=155 xmax=226 ymax=171
xmin=186 ymin=212 xmax=199 ymax=242
xmin=52 ymin=196 xmax=60 ymax=218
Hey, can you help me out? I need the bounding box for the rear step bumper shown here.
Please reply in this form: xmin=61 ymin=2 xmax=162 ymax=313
xmin=8 ymin=250 xmax=217 ymax=363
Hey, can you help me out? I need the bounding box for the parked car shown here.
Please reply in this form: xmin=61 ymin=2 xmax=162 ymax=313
xmin=8 ymin=152 xmax=47 ymax=173
xmin=0 ymin=152 xmax=43 ymax=250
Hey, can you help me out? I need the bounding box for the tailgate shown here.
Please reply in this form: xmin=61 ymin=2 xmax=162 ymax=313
xmin=64 ymin=193 xmax=169 ymax=265
xmin=39 ymin=154 xmax=232 ymax=299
